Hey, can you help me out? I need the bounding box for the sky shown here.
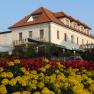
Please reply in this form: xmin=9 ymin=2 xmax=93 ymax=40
xmin=0 ymin=0 xmax=94 ymax=33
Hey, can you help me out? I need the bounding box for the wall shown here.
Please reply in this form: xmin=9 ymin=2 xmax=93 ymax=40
xmin=11 ymin=23 xmax=50 ymax=42
xmin=50 ymin=22 xmax=94 ymax=50
xmin=0 ymin=32 xmax=13 ymax=52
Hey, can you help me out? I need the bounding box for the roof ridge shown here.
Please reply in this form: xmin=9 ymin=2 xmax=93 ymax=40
xmin=41 ymin=7 xmax=63 ymax=25
xmin=40 ymin=7 xmax=51 ymax=21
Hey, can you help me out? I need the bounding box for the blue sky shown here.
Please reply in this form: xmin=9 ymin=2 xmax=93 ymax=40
xmin=0 ymin=0 xmax=94 ymax=33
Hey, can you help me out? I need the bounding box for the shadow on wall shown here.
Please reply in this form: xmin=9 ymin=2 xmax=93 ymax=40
xmin=60 ymin=36 xmax=79 ymax=50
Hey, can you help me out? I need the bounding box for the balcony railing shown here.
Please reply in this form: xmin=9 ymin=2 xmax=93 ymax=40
xmin=13 ymin=37 xmax=46 ymax=46
xmin=80 ymin=44 xmax=94 ymax=49
xmin=13 ymin=39 xmax=28 ymax=46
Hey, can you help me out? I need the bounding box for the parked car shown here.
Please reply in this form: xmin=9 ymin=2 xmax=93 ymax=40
xmin=66 ymin=56 xmax=83 ymax=62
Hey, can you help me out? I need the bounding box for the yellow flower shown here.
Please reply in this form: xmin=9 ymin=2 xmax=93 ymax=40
xmin=33 ymin=91 xmax=41 ymax=94
xmin=20 ymin=79 xmax=28 ymax=86
xmin=55 ymin=69 xmax=60 ymax=74
xmin=39 ymin=67 xmax=46 ymax=72
xmin=72 ymin=86 xmax=83 ymax=94
xmin=9 ymin=78 xmax=17 ymax=86
xmin=57 ymin=74 xmax=65 ymax=81
xmin=50 ymin=74 xmax=56 ymax=83
xmin=89 ymin=84 xmax=94 ymax=92
xmin=37 ymin=82 xmax=44 ymax=89
xmin=0 ymin=67 xmax=4 ymax=73
xmin=8 ymin=62 xmax=14 ymax=66
xmin=31 ymin=70 xmax=37 ymax=75
xmin=15 ymin=76 xmax=22 ymax=82
xmin=45 ymin=64 xmax=51 ymax=69
xmin=42 ymin=87 xmax=55 ymax=94
xmin=0 ymin=85 xmax=7 ymax=94
xmin=14 ymin=59 xmax=20 ymax=64
xmin=7 ymin=72 xmax=13 ymax=78
xmin=87 ymin=78 xmax=93 ymax=84
xmin=0 ymin=72 xmax=7 ymax=78
xmin=1 ymin=79 xmax=9 ymax=85
xmin=43 ymin=58 xmax=49 ymax=63
xmin=24 ymin=71 xmax=29 ymax=75
xmin=20 ymin=67 xmax=26 ymax=73
xmin=22 ymin=91 xmax=31 ymax=94
xmin=12 ymin=92 xmax=22 ymax=94
xmin=31 ymin=83 xmax=37 ymax=90
xmin=22 ymin=76 xmax=30 ymax=80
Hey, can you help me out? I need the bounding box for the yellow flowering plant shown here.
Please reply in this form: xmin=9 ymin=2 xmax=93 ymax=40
xmin=0 ymin=58 xmax=94 ymax=94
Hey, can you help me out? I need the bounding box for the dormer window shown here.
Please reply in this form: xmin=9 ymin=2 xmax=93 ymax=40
xmin=32 ymin=14 xmax=40 ymax=19
xmin=86 ymin=29 xmax=90 ymax=35
xmin=27 ymin=14 xmax=40 ymax=22
xmin=80 ymin=26 xmax=84 ymax=32
xmin=28 ymin=16 xmax=33 ymax=22
xmin=65 ymin=18 xmax=70 ymax=26
xmin=74 ymin=23 xmax=78 ymax=29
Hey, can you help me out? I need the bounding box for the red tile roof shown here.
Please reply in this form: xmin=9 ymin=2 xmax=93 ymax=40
xmin=9 ymin=7 xmax=91 ymax=29
xmin=9 ymin=7 xmax=63 ymax=29
xmin=9 ymin=7 xmax=94 ymax=39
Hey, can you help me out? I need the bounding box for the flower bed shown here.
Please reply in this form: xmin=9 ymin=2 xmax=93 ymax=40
xmin=0 ymin=58 xmax=94 ymax=94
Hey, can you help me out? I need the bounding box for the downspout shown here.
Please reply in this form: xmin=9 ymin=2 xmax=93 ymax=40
xmin=48 ymin=22 xmax=51 ymax=43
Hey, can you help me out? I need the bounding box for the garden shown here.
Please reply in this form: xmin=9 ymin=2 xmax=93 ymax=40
xmin=0 ymin=57 xmax=94 ymax=94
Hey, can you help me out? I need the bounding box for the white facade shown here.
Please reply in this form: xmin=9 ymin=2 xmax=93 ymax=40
xmin=50 ymin=22 xmax=94 ymax=49
xmin=11 ymin=23 xmax=50 ymax=42
xmin=0 ymin=7 xmax=94 ymax=52
xmin=0 ymin=32 xmax=13 ymax=52
xmin=0 ymin=22 xmax=94 ymax=52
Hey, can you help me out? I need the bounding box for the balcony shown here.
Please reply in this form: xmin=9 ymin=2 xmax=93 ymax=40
xmin=13 ymin=37 xmax=46 ymax=46
xmin=13 ymin=39 xmax=28 ymax=46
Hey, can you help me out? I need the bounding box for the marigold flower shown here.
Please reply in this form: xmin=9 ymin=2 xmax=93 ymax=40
xmin=0 ymin=67 xmax=4 ymax=73
xmin=1 ymin=78 xmax=9 ymax=85
xmin=9 ymin=78 xmax=17 ymax=86
xmin=12 ymin=92 xmax=21 ymax=94
xmin=37 ymin=82 xmax=44 ymax=89
xmin=33 ymin=91 xmax=41 ymax=94
xmin=7 ymin=72 xmax=13 ymax=78
xmin=0 ymin=85 xmax=7 ymax=94
xmin=14 ymin=59 xmax=20 ymax=64
xmin=22 ymin=91 xmax=31 ymax=94
xmin=8 ymin=62 xmax=14 ymax=66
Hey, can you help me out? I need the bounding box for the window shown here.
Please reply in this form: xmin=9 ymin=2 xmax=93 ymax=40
xmin=77 ymin=37 xmax=79 ymax=44
xmin=71 ymin=35 xmax=74 ymax=43
xmin=65 ymin=19 xmax=70 ymax=26
xmin=32 ymin=14 xmax=40 ymax=19
xmin=87 ymin=41 xmax=88 ymax=44
xmin=82 ymin=39 xmax=84 ymax=45
xmin=81 ymin=26 xmax=84 ymax=32
xmin=64 ymin=33 xmax=67 ymax=41
xmin=74 ymin=23 xmax=77 ymax=29
xmin=57 ymin=31 xmax=60 ymax=39
xmin=40 ymin=29 xmax=44 ymax=39
xmin=19 ymin=32 xmax=22 ymax=40
xmin=29 ymin=31 xmax=32 ymax=38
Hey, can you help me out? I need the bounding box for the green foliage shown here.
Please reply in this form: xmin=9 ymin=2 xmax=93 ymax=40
xmin=0 ymin=52 xmax=8 ymax=58
xmin=12 ymin=45 xmax=36 ymax=58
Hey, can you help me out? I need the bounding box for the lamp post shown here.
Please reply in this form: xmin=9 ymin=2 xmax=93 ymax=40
xmin=72 ymin=47 xmax=75 ymax=55
xmin=35 ymin=46 xmax=39 ymax=57
xmin=62 ymin=48 xmax=65 ymax=61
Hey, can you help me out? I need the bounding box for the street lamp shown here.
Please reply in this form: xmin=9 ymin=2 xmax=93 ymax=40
xmin=72 ymin=47 xmax=75 ymax=55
